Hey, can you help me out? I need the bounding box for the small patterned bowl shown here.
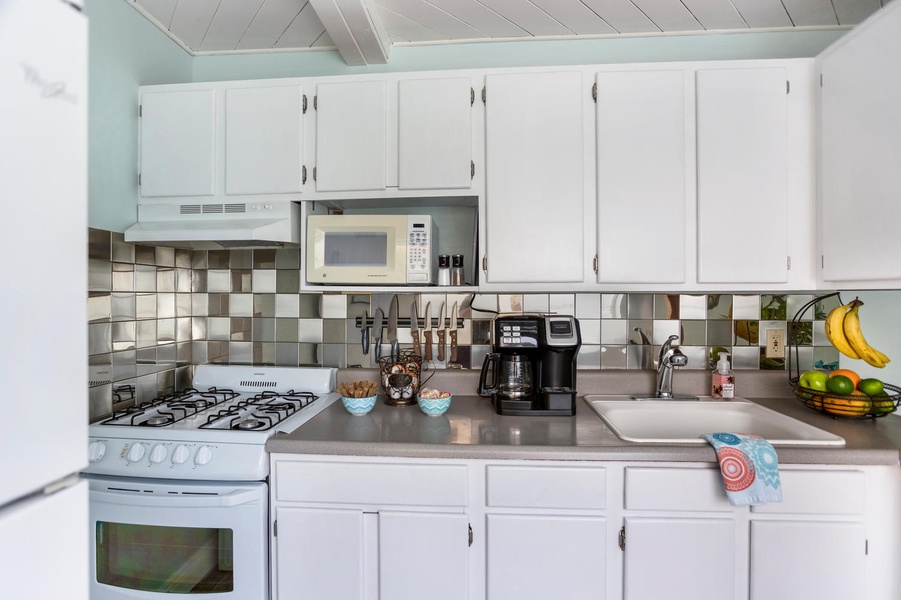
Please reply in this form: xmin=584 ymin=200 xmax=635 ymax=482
xmin=417 ymin=394 xmax=452 ymax=417
xmin=342 ymin=395 xmax=377 ymax=416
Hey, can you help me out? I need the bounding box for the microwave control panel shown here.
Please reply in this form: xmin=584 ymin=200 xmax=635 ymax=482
xmin=406 ymin=216 xmax=436 ymax=284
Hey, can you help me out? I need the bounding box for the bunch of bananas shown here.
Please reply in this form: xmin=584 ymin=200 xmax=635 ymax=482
xmin=824 ymin=299 xmax=891 ymax=368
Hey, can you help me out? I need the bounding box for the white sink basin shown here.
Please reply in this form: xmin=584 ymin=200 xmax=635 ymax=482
xmin=585 ymin=396 xmax=845 ymax=446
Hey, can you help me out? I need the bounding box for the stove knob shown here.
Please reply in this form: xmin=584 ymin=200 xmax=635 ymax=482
xmin=126 ymin=443 xmax=146 ymax=463
xmin=88 ymin=441 xmax=106 ymax=463
xmin=149 ymin=444 xmax=167 ymax=464
xmin=172 ymin=445 xmax=190 ymax=465
xmin=195 ymin=445 xmax=213 ymax=466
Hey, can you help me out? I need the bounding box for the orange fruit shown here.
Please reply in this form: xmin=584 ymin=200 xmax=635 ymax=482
xmin=823 ymin=392 xmax=871 ymax=417
xmin=830 ymin=369 xmax=861 ymax=389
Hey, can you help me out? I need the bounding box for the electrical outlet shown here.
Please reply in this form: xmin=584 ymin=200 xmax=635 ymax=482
xmin=766 ymin=329 xmax=785 ymax=359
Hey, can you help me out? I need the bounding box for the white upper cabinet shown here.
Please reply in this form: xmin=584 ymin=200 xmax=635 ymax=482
xmin=312 ymin=76 xmax=475 ymax=198
xmin=314 ymin=80 xmax=388 ymax=193
xmin=139 ymin=82 xmax=308 ymax=203
xmin=483 ymin=71 xmax=587 ymax=286
xmin=818 ymin=1 xmax=901 ymax=287
xmin=225 ymin=85 xmax=305 ymax=196
xmin=140 ymin=88 xmax=216 ymax=198
xmin=398 ymin=77 xmax=473 ymax=190
xmin=696 ymin=66 xmax=789 ymax=285
xmin=596 ymin=69 xmax=688 ymax=285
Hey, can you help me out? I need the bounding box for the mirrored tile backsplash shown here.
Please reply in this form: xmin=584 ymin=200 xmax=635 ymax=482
xmin=86 ymin=229 xmax=840 ymax=419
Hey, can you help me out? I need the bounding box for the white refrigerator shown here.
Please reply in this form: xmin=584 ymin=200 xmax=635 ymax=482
xmin=0 ymin=1 xmax=89 ymax=598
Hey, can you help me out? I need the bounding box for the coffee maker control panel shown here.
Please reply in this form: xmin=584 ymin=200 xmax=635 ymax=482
xmin=545 ymin=316 xmax=580 ymax=346
xmin=498 ymin=320 xmax=540 ymax=348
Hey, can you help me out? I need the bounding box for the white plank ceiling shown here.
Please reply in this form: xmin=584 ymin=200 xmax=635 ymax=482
xmin=128 ymin=0 xmax=889 ymax=64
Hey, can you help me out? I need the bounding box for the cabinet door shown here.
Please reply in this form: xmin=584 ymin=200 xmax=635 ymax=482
xmin=380 ymin=511 xmax=469 ymax=600
xmin=749 ymin=520 xmax=865 ymax=600
xmin=623 ymin=517 xmax=734 ymax=600
xmin=315 ymin=80 xmax=387 ymax=192
xmin=225 ymin=85 xmax=304 ymax=195
xmin=274 ymin=507 xmax=363 ymax=600
xmin=596 ymin=70 xmax=687 ymax=284
xmin=398 ymin=78 xmax=472 ymax=190
xmin=486 ymin=514 xmax=606 ymax=600
xmin=819 ymin=3 xmax=901 ymax=284
xmin=484 ymin=72 xmax=585 ymax=284
xmin=140 ymin=89 xmax=216 ymax=198
xmin=696 ymin=67 xmax=788 ymax=284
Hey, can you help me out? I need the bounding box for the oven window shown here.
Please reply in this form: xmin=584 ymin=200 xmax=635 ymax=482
xmin=96 ymin=522 xmax=233 ymax=594
xmin=324 ymin=232 xmax=388 ymax=267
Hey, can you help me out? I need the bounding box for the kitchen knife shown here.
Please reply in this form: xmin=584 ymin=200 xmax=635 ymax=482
xmin=449 ymin=302 xmax=459 ymax=365
xmin=411 ymin=300 xmax=422 ymax=358
xmin=387 ymin=295 xmax=399 ymax=363
xmin=362 ymin=310 xmax=370 ymax=355
xmin=436 ymin=301 xmax=447 ymax=362
xmin=373 ymin=309 xmax=384 ymax=361
xmin=422 ymin=302 xmax=433 ymax=361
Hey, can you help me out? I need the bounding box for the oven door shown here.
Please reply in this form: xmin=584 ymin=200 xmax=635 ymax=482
xmin=86 ymin=475 xmax=268 ymax=600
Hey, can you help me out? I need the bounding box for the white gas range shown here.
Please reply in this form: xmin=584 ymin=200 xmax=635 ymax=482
xmin=83 ymin=365 xmax=340 ymax=600
xmin=84 ymin=365 xmax=340 ymax=481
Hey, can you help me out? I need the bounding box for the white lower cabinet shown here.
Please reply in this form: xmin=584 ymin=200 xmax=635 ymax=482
xmin=623 ymin=517 xmax=734 ymax=600
xmin=749 ymin=520 xmax=865 ymax=600
xmin=486 ymin=514 xmax=606 ymax=600
xmin=271 ymin=456 xmax=899 ymax=600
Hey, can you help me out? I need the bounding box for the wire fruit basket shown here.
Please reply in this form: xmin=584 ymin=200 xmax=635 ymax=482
xmin=788 ymin=293 xmax=901 ymax=420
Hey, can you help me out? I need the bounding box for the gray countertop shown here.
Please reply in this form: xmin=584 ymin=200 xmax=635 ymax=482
xmin=268 ymin=392 xmax=901 ymax=467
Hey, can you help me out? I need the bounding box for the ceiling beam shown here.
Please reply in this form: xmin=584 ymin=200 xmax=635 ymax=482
xmin=307 ymin=0 xmax=391 ymax=65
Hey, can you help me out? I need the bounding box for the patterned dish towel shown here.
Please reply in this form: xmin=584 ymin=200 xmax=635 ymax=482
xmin=701 ymin=433 xmax=783 ymax=506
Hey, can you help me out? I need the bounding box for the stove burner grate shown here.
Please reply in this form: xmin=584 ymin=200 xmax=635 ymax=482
xmin=100 ymin=387 xmax=240 ymax=427
xmin=198 ymin=390 xmax=319 ymax=431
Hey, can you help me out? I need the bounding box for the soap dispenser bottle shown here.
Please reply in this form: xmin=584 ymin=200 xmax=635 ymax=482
xmin=712 ymin=352 xmax=735 ymax=399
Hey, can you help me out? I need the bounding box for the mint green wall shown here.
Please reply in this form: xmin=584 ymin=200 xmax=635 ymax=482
xmin=192 ymin=30 xmax=844 ymax=82
xmin=86 ymin=0 xmax=191 ymax=232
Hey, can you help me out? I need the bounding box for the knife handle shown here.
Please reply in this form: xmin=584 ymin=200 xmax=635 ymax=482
xmin=424 ymin=331 xmax=433 ymax=361
xmin=411 ymin=330 xmax=421 ymax=358
xmin=450 ymin=330 xmax=458 ymax=363
xmin=437 ymin=330 xmax=446 ymax=362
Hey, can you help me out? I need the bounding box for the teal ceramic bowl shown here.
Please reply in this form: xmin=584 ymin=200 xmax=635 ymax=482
xmin=342 ymin=394 xmax=377 ymax=416
xmin=417 ymin=394 xmax=452 ymax=417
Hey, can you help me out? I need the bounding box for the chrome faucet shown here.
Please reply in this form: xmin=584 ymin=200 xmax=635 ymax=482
xmin=655 ymin=335 xmax=690 ymax=399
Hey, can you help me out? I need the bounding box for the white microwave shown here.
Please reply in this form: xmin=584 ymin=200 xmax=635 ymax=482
xmin=306 ymin=214 xmax=438 ymax=285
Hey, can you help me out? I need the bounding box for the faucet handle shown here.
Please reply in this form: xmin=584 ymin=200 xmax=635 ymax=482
xmin=658 ymin=334 xmax=681 ymax=364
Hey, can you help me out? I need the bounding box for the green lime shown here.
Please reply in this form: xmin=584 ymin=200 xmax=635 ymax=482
xmin=858 ymin=378 xmax=885 ymax=396
xmin=825 ymin=374 xmax=854 ymax=395
xmin=870 ymin=392 xmax=894 ymax=415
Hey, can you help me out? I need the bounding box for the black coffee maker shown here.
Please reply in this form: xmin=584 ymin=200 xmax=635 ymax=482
xmin=478 ymin=315 xmax=581 ymax=416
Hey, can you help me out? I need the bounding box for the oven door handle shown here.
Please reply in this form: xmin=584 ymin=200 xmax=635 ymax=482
xmin=91 ymin=488 xmax=262 ymax=508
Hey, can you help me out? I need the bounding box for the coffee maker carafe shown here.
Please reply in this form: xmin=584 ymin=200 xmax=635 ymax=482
xmin=478 ymin=315 xmax=581 ymax=416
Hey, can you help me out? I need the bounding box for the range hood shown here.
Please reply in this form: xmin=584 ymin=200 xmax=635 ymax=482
xmin=124 ymin=201 xmax=300 ymax=249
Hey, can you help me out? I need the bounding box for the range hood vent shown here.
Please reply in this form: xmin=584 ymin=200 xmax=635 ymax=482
xmin=125 ymin=201 xmax=300 ymax=249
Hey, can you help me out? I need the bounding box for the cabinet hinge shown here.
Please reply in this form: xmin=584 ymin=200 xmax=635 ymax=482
xmin=865 ymin=539 xmax=869 ymax=555
xmin=302 ymin=94 xmax=307 ymax=114
xmin=302 ymin=165 xmax=307 ymax=184
xmin=313 ymin=166 xmax=317 ymax=181
xmin=820 ymin=73 xmax=824 ymax=87
xmin=138 ymin=104 xmax=142 ymax=117
xmin=821 ymin=254 xmax=825 ymax=269
xmin=471 ymin=160 xmax=475 ymax=179
xmin=313 ymin=95 xmax=318 ymax=110
xmin=471 ymin=87 xmax=475 ymax=106
xmin=273 ymin=520 xmax=277 ymax=537
xmin=593 ymin=254 xmax=599 ymax=274
xmin=787 ymin=256 xmax=791 ymax=270
xmin=786 ymin=80 xmax=790 ymax=94
xmin=592 ymin=82 xmax=597 ymax=103
xmin=468 ymin=524 xmax=473 ymax=547
xmin=618 ymin=525 xmax=625 ymax=551
xmin=138 ymin=173 xmax=141 ymax=186
xmin=482 ymin=256 xmax=487 ymax=272
xmin=481 ymin=87 xmax=486 ymax=104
